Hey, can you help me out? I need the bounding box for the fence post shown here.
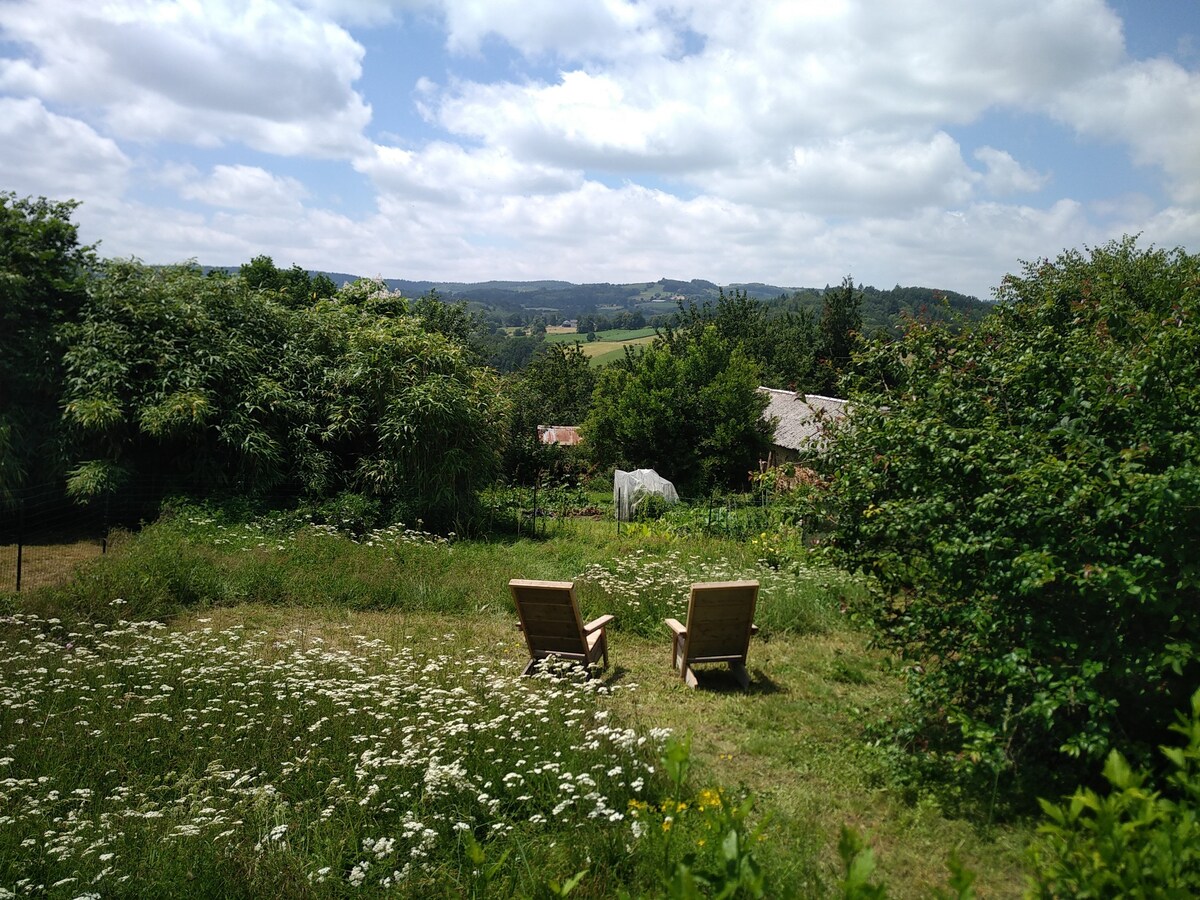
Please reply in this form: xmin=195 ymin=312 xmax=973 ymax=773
xmin=102 ymin=491 xmax=110 ymax=554
xmin=15 ymin=493 xmax=24 ymax=593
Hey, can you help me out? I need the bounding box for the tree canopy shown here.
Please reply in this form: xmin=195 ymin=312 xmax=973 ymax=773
xmin=583 ymin=326 xmax=771 ymax=493
xmin=0 ymin=193 xmax=94 ymax=500
xmin=61 ymin=262 xmax=507 ymax=528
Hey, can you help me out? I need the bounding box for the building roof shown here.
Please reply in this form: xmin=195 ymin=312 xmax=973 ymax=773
xmin=758 ymin=388 xmax=847 ymax=452
xmin=538 ymin=425 xmax=583 ymax=446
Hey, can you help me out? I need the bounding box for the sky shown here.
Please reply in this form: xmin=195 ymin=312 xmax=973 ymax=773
xmin=2 ymin=0 xmax=1199 ymax=300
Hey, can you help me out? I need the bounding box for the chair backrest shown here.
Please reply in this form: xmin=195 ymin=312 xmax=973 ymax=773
xmin=683 ymin=580 xmax=759 ymax=663
xmin=510 ymin=579 xmax=587 ymax=659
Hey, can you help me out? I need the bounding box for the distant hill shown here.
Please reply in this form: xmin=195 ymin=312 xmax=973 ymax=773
xmin=206 ymin=267 xmax=993 ymax=333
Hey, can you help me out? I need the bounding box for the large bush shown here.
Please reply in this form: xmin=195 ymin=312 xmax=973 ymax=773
xmin=61 ymin=264 xmax=507 ymax=528
xmin=826 ymin=238 xmax=1200 ymax=787
xmin=0 ymin=193 xmax=93 ymax=499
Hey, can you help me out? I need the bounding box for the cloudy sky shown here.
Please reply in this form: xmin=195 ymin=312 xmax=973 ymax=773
xmin=2 ymin=0 xmax=1198 ymax=299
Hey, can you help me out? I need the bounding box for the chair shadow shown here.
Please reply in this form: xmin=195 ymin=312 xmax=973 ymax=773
xmin=599 ymin=664 xmax=631 ymax=687
xmin=687 ymin=666 xmax=786 ymax=696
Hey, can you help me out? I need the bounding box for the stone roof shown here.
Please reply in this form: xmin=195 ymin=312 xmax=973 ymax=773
xmin=758 ymin=388 xmax=847 ymax=452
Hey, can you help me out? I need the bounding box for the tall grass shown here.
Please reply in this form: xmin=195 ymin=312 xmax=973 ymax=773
xmin=14 ymin=507 xmax=863 ymax=638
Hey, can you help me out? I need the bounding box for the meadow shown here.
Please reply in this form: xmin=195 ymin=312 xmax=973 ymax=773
xmin=0 ymin=507 xmax=1034 ymax=897
xmin=541 ymin=327 xmax=659 ymax=366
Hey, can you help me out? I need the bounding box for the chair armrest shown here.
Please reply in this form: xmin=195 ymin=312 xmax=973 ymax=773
xmin=583 ymin=614 xmax=615 ymax=633
xmin=750 ymin=624 xmax=759 ymax=635
xmin=665 ymin=618 xmax=686 ymax=636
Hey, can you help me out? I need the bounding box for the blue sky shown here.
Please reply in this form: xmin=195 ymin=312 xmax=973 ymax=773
xmin=2 ymin=0 xmax=1198 ymax=299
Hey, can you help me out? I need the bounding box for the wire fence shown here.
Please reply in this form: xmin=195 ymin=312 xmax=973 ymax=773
xmin=1 ymin=484 xmax=111 ymax=593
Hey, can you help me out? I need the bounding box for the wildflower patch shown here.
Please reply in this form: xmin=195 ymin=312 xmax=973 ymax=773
xmin=0 ymin=613 xmax=670 ymax=895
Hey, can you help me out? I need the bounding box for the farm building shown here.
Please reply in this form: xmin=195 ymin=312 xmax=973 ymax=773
xmin=537 ymin=425 xmax=583 ymax=446
xmin=757 ymin=388 xmax=847 ymax=464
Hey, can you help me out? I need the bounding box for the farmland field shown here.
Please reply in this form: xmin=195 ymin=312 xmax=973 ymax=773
xmin=541 ymin=327 xmax=659 ymax=365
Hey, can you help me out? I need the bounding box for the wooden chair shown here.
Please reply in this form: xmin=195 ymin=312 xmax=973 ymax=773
xmin=510 ymin=579 xmax=615 ymax=676
xmin=665 ymin=580 xmax=760 ymax=689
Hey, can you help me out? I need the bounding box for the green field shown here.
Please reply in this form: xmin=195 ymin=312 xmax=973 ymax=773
xmin=541 ymin=326 xmax=659 ymax=366
xmin=543 ymin=326 xmax=657 ymax=344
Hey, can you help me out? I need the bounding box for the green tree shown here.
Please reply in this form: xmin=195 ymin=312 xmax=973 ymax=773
xmin=0 ymin=194 xmax=94 ymax=499
xmin=583 ymin=327 xmax=771 ymax=493
xmin=670 ymin=288 xmax=820 ymax=392
xmin=825 ymin=239 xmax=1200 ymax=790
xmin=503 ymin=343 xmax=597 ymax=485
xmin=521 ymin=342 xmax=596 ymax=426
xmin=239 ymin=255 xmax=336 ymax=308
xmin=816 ymin=276 xmax=862 ymax=394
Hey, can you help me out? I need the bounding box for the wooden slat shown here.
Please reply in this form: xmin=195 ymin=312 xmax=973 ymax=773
xmin=511 ymin=578 xmax=613 ymax=676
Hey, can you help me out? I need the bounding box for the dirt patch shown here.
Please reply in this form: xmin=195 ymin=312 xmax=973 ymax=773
xmin=0 ymin=538 xmax=105 ymax=592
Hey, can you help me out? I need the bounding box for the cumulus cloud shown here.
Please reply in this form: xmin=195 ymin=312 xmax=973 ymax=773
xmin=438 ymin=0 xmax=677 ymax=61
xmin=0 ymin=98 xmax=131 ymax=201
xmin=1 ymin=0 xmax=1195 ymax=302
xmin=1050 ymin=58 xmax=1200 ymax=204
xmin=0 ymin=0 xmax=371 ymax=157
xmin=178 ymin=165 xmax=309 ymax=212
xmin=356 ymin=142 xmax=582 ymax=205
xmin=706 ymin=131 xmax=979 ymax=216
xmin=974 ymin=147 xmax=1050 ymax=196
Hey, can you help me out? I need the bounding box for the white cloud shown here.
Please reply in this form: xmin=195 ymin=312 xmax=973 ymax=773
xmin=0 ymin=0 xmax=372 ymax=157
xmin=179 ymin=165 xmax=309 ymax=212
xmin=1 ymin=0 xmax=1195 ymax=304
xmin=707 ymin=131 xmax=978 ymax=216
xmin=0 ymin=98 xmax=131 ymax=201
xmin=438 ymin=0 xmax=675 ymax=61
xmin=356 ymin=142 xmax=582 ymax=205
xmin=1051 ymin=58 xmax=1200 ymax=204
xmin=974 ymin=147 xmax=1050 ymax=196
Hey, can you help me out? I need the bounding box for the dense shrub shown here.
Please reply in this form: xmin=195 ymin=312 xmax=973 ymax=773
xmin=1029 ymin=689 xmax=1200 ymax=896
xmin=827 ymin=238 xmax=1200 ymax=789
xmin=60 ymin=265 xmax=507 ymax=529
xmin=583 ymin=326 xmax=772 ymax=493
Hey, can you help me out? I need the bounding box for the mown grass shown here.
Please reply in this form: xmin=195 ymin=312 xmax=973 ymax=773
xmin=542 ymin=327 xmax=657 ymax=344
xmin=2 ymin=509 xmax=1036 ymax=897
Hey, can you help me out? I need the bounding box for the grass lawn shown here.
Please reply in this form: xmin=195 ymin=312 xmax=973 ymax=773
xmin=1 ymin=514 xmax=1034 ymax=897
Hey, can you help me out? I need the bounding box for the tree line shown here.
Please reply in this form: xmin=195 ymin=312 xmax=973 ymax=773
xmin=6 ymin=193 xmax=842 ymax=523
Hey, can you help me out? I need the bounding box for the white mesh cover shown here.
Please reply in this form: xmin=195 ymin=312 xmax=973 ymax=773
xmin=613 ymin=469 xmax=679 ymax=521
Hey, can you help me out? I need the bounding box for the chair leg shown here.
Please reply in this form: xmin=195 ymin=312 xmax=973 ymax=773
xmin=521 ymin=658 xmax=537 ymax=677
xmin=683 ymin=665 xmax=699 ymax=689
xmin=672 ymin=634 xmax=684 ymax=672
xmin=730 ymin=660 xmax=750 ymax=690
